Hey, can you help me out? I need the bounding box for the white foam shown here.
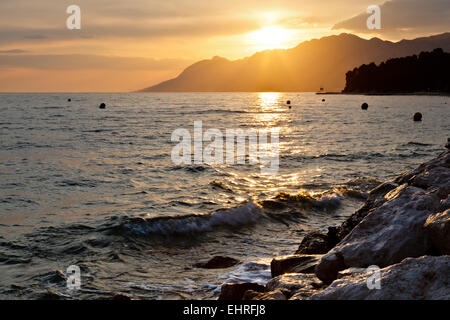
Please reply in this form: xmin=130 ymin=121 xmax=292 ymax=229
xmin=123 ymin=201 xmax=265 ymax=235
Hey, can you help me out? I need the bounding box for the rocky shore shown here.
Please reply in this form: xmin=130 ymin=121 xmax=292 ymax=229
xmin=219 ymin=141 xmax=450 ymax=300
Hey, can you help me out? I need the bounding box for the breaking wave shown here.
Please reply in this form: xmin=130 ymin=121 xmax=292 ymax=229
xmin=117 ymin=201 xmax=265 ymax=236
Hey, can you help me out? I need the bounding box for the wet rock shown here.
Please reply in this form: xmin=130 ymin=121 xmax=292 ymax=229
xmin=295 ymin=228 xmax=338 ymax=254
xmin=243 ymin=289 xmax=286 ymax=300
xmin=219 ymin=282 xmax=265 ymax=300
xmin=361 ymin=103 xmax=368 ymax=110
xmin=315 ymin=184 xmax=440 ymax=283
xmin=112 ymin=294 xmax=131 ymax=301
xmin=310 ymin=256 xmax=450 ymax=300
xmin=271 ymin=254 xmax=322 ymax=277
xmin=424 ymin=209 xmax=450 ymax=254
xmin=413 ymin=112 xmax=422 ymax=121
xmin=194 ymin=256 xmax=240 ymax=269
xmin=49 ymin=270 xmax=68 ymax=284
xmin=266 ymin=273 xmax=325 ymax=299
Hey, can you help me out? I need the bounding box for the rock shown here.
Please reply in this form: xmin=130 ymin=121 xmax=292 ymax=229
xmin=335 ymin=182 xmax=398 ymax=241
xmin=243 ymin=289 xmax=286 ymax=300
xmin=295 ymin=227 xmax=338 ymax=254
xmin=446 ymin=138 xmax=450 ymax=149
xmin=266 ymin=273 xmax=325 ymax=299
xmin=310 ymin=256 xmax=450 ymax=300
xmin=112 ymin=294 xmax=131 ymax=301
xmin=315 ymin=184 xmax=440 ymax=283
xmin=99 ymin=103 xmax=106 ymax=109
xmin=413 ymin=112 xmax=422 ymax=121
xmin=194 ymin=256 xmax=240 ymax=269
xmin=49 ymin=270 xmax=67 ymax=284
xmin=336 ymin=267 xmax=368 ymax=279
xmin=394 ymin=149 xmax=449 ymax=199
xmin=271 ymin=254 xmax=322 ymax=277
xmin=218 ymin=282 xmax=265 ymax=300
xmin=361 ymin=103 xmax=368 ymax=110
xmin=424 ymin=209 xmax=450 ymax=254
xmin=439 ymin=196 xmax=450 ymax=212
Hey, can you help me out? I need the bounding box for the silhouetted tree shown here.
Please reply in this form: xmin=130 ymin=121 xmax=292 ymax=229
xmin=343 ymin=48 xmax=450 ymax=93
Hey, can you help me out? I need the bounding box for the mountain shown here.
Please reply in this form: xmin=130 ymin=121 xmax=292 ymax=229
xmin=139 ymin=32 xmax=450 ymax=92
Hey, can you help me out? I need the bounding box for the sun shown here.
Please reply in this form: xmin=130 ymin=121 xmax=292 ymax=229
xmin=248 ymin=26 xmax=293 ymax=50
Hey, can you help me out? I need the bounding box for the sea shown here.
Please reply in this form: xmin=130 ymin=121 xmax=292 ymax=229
xmin=0 ymin=92 xmax=448 ymax=299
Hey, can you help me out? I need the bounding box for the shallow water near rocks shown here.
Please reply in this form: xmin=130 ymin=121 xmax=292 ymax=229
xmin=0 ymin=92 xmax=448 ymax=299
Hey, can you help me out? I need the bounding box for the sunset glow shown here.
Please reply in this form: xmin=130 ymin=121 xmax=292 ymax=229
xmin=248 ymin=26 xmax=294 ymax=50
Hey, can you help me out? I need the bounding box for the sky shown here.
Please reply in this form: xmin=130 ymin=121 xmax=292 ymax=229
xmin=0 ymin=0 xmax=449 ymax=92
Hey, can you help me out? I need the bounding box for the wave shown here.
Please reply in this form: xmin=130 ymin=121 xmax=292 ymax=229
xmin=116 ymin=201 xmax=265 ymax=236
xmin=269 ymin=190 xmax=343 ymax=210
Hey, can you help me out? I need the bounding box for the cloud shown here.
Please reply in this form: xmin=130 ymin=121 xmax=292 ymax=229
xmin=0 ymin=49 xmax=29 ymax=54
xmin=0 ymin=54 xmax=191 ymax=70
xmin=333 ymin=0 xmax=450 ymax=37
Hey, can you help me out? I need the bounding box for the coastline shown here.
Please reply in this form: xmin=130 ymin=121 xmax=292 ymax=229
xmin=317 ymin=91 xmax=450 ymax=96
xmin=218 ymin=140 xmax=450 ymax=300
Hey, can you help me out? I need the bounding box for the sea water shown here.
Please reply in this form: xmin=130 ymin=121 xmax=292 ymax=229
xmin=0 ymin=92 xmax=448 ymax=299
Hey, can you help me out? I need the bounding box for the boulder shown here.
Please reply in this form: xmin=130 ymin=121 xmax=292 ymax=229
xmin=112 ymin=294 xmax=132 ymax=301
xmin=424 ymin=209 xmax=450 ymax=254
xmin=218 ymin=282 xmax=265 ymax=300
xmin=335 ymin=182 xmax=398 ymax=241
xmin=243 ymin=289 xmax=286 ymax=300
xmin=271 ymin=254 xmax=322 ymax=277
xmin=266 ymin=273 xmax=325 ymax=299
xmin=394 ymin=150 xmax=449 ymax=199
xmin=194 ymin=256 xmax=240 ymax=269
xmin=310 ymin=256 xmax=450 ymax=300
xmin=439 ymin=196 xmax=450 ymax=212
xmin=336 ymin=267 xmax=368 ymax=279
xmin=315 ymin=184 xmax=440 ymax=283
xmin=295 ymin=228 xmax=338 ymax=254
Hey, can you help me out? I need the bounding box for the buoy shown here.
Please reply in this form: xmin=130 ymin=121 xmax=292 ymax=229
xmin=413 ymin=112 xmax=422 ymax=121
xmin=288 ymin=106 xmax=292 ymax=109
xmin=68 ymin=98 xmax=71 ymax=102
xmin=322 ymin=99 xmax=325 ymax=102
xmin=99 ymin=103 xmax=106 ymax=109
xmin=361 ymin=103 xmax=368 ymax=110
xmin=286 ymin=100 xmax=291 ymax=105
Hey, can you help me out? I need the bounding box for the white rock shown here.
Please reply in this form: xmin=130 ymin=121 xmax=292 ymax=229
xmin=315 ymin=184 xmax=440 ymax=283
xmin=310 ymin=256 xmax=450 ymax=300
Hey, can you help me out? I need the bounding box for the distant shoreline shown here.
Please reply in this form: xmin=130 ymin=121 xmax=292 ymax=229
xmin=317 ymin=91 xmax=450 ymax=96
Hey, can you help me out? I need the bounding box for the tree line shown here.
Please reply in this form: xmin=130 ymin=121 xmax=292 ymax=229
xmin=343 ymin=48 xmax=450 ymax=93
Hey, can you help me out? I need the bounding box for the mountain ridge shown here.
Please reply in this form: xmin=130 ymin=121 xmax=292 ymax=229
xmin=139 ymin=32 xmax=450 ymax=92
